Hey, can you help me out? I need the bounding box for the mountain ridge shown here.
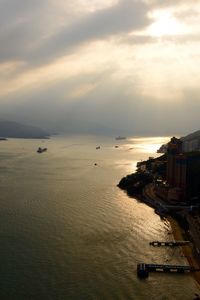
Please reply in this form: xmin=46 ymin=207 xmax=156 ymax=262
xmin=0 ymin=120 xmax=50 ymax=139
xmin=157 ymin=130 xmax=200 ymax=153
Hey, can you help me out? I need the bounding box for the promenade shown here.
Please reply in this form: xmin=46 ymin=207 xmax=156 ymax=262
xmin=142 ymin=183 xmax=169 ymax=215
xmin=143 ymin=183 xmax=166 ymax=206
xmin=143 ymin=183 xmax=200 ymax=287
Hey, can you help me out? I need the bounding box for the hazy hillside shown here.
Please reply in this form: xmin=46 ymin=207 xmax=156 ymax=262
xmin=0 ymin=120 xmax=50 ymax=138
xmin=157 ymin=130 xmax=200 ymax=153
xmin=181 ymin=130 xmax=200 ymax=141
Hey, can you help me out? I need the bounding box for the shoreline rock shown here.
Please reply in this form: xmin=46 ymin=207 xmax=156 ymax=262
xmin=118 ymin=172 xmax=153 ymax=197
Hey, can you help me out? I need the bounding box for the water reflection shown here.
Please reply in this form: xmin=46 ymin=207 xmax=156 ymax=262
xmin=128 ymin=136 xmax=170 ymax=154
xmin=0 ymin=135 xmax=199 ymax=299
xmin=115 ymin=136 xmax=170 ymax=173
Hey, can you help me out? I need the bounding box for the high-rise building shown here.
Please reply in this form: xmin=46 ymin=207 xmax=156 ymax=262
xmin=166 ymin=137 xmax=182 ymax=186
xmin=166 ymin=137 xmax=200 ymax=202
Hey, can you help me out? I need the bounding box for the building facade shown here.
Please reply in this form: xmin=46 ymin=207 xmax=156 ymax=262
xmin=166 ymin=137 xmax=200 ymax=203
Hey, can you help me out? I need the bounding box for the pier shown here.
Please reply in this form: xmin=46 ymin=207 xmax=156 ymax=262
xmin=149 ymin=240 xmax=190 ymax=247
xmin=137 ymin=263 xmax=200 ymax=278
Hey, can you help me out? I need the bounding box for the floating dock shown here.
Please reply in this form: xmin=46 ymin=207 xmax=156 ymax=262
xmin=149 ymin=240 xmax=190 ymax=247
xmin=137 ymin=263 xmax=199 ymax=278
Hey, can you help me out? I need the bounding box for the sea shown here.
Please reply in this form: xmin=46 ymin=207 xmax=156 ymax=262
xmin=0 ymin=135 xmax=199 ymax=300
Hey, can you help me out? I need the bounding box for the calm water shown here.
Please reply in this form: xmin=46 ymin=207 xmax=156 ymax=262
xmin=0 ymin=135 xmax=199 ymax=300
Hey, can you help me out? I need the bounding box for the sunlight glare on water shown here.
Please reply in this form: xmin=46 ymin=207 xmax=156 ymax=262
xmin=0 ymin=135 xmax=199 ymax=300
xmin=130 ymin=136 xmax=170 ymax=153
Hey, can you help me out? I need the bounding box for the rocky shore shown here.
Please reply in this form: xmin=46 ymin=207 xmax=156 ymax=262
xmin=117 ymin=171 xmax=153 ymax=197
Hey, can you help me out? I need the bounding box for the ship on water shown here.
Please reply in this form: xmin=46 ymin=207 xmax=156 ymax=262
xmin=37 ymin=147 xmax=47 ymax=153
xmin=115 ymin=136 xmax=126 ymax=140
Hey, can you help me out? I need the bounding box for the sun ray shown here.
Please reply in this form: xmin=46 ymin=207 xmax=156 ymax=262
xmin=148 ymin=11 xmax=186 ymax=37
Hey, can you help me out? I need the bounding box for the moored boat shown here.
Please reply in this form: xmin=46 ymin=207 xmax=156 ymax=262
xmin=37 ymin=147 xmax=47 ymax=153
xmin=115 ymin=136 xmax=126 ymax=140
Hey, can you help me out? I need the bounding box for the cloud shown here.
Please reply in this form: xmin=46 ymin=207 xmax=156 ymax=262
xmin=0 ymin=0 xmax=150 ymax=65
xmin=0 ymin=0 xmax=200 ymax=137
xmin=1 ymin=68 xmax=199 ymax=136
xmin=147 ymin=0 xmax=198 ymax=8
xmin=119 ymin=34 xmax=155 ymax=45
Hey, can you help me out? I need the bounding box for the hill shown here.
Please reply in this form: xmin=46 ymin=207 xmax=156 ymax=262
xmin=0 ymin=120 xmax=50 ymax=139
xmin=181 ymin=130 xmax=200 ymax=142
xmin=157 ymin=130 xmax=200 ymax=153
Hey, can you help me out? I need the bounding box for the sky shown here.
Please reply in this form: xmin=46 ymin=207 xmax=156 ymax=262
xmin=0 ymin=0 xmax=200 ymax=136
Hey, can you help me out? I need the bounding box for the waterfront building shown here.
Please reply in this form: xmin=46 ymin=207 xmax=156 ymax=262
xmin=166 ymin=137 xmax=183 ymax=186
xmin=166 ymin=137 xmax=200 ymax=203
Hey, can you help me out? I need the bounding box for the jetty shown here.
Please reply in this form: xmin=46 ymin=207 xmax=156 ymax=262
xmin=137 ymin=263 xmax=200 ymax=278
xmin=149 ymin=240 xmax=190 ymax=247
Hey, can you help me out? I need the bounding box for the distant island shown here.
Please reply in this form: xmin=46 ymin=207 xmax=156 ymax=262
xmin=0 ymin=120 xmax=50 ymax=139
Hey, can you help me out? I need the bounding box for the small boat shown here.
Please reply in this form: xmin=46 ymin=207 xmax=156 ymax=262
xmin=37 ymin=147 xmax=47 ymax=153
xmin=115 ymin=136 xmax=126 ymax=140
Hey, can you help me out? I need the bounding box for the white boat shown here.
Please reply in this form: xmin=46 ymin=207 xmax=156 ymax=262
xmin=115 ymin=136 xmax=126 ymax=140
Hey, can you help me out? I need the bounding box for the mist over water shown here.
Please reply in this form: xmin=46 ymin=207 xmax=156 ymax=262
xmin=0 ymin=135 xmax=199 ymax=299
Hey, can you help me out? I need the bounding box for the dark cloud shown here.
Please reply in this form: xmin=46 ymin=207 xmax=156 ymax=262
xmin=0 ymin=0 xmax=150 ymax=65
xmin=0 ymin=0 xmax=54 ymax=62
xmin=0 ymin=0 xmax=42 ymax=26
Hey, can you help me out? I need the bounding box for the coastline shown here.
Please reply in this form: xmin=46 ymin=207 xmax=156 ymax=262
xmin=118 ymin=178 xmax=200 ymax=288
xmin=143 ymin=184 xmax=200 ymax=287
xmin=141 ymin=187 xmax=200 ymax=288
xmin=168 ymin=216 xmax=200 ymax=287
